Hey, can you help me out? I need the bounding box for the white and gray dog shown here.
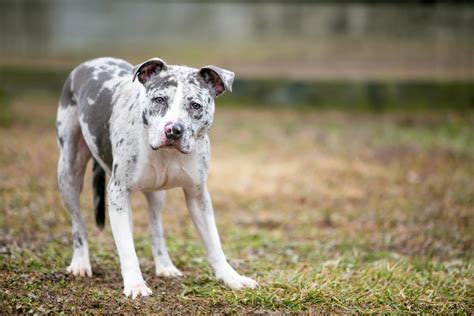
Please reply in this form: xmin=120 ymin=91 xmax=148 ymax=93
xmin=56 ymin=57 xmax=257 ymax=298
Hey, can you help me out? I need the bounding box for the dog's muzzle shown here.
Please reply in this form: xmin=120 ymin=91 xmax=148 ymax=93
xmin=149 ymin=122 xmax=191 ymax=153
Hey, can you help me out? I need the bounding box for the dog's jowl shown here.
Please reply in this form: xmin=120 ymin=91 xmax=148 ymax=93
xmin=56 ymin=57 xmax=257 ymax=298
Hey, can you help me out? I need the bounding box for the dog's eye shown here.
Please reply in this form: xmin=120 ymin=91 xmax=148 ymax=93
xmin=152 ymin=97 xmax=166 ymax=104
xmin=191 ymin=102 xmax=202 ymax=110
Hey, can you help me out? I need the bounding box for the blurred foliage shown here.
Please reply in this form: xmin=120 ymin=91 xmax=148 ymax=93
xmin=1 ymin=66 xmax=473 ymax=112
xmin=0 ymin=87 xmax=13 ymax=127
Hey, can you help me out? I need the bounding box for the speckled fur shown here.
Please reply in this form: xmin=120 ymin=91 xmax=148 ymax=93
xmin=56 ymin=57 xmax=257 ymax=299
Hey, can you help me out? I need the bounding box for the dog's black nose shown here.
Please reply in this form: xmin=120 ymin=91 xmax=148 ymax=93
xmin=165 ymin=123 xmax=184 ymax=140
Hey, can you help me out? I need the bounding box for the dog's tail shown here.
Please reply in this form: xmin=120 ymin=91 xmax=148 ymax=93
xmin=92 ymin=159 xmax=106 ymax=230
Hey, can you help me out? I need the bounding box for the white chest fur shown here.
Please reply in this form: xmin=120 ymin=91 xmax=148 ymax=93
xmin=133 ymin=145 xmax=205 ymax=192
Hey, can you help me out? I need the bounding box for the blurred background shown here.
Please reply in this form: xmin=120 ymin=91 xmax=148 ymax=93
xmin=0 ymin=0 xmax=473 ymax=111
xmin=0 ymin=1 xmax=473 ymax=313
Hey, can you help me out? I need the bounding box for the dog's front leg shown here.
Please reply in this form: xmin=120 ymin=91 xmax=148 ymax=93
xmin=184 ymin=184 xmax=258 ymax=290
xmin=108 ymin=183 xmax=152 ymax=298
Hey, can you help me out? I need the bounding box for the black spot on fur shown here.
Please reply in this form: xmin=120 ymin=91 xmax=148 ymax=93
xmin=73 ymin=232 xmax=83 ymax=248
xmin=113 ymin=163 xmax=118 ymax=177
xmin=164 ymin=80 xmax=178 ymax=88
xmin=115 ymin=138 xmax=124 ymax=147
xmin=142 ymin=111 xmax=148 ymax=126
xmin=106 ymin=60 xmax=132 ymax=72
xmin=147 ymin=75 xmax=178 ymax=91
xmin=58 ymin=136 xmax=64 ymax=147
xmin=118 ymin=70 xmax=128 ymax=77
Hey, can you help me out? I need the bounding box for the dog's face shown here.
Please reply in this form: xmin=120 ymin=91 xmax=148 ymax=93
xmin=133 ymin=58 xmax=234 ymax=154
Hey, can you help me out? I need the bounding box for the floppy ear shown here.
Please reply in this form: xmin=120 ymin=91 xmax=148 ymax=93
xmin=198 ymin=66 xmax=235 ymax=97
xmin=132 ymin=58 xmax=168 ymax=84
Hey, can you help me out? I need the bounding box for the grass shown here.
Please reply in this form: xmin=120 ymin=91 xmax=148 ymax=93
xmin=0 ymin=95 xmax=473 ymax=313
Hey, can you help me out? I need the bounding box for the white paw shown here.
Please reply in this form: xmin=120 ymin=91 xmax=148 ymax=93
xmin=155 ymin=265 xmax=183 ymax=278
xmin=67 ymin=261 xmax=92 ymax=277
xmin=216 ymin=270 xmax=258 ymax=290
xmin=124 ymin=282 xmax=153 ymax=299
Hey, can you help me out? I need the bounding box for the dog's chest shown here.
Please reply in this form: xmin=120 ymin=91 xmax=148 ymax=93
xmin=133 ymin=150 xmax=202 ymax=191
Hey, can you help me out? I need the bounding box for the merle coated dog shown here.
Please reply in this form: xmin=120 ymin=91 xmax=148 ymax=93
xmin=56 ymin=57 xmax=257 ymax=298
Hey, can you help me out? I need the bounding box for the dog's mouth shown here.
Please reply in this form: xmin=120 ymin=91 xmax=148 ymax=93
xmin=150 ymin=140 xmax=191 ymax=154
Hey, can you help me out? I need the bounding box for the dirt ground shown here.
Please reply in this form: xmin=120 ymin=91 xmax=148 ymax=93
xmin=1 ymin=97 xmax=473 ymax=313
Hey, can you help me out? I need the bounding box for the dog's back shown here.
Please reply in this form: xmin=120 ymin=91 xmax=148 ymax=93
xmin=58 ymin=57 xmax=133 ymax=169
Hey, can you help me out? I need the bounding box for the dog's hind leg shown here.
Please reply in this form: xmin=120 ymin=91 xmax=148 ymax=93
xmin=144 ymin=191 xmax=182 ymax=277
xmin=57 ymin=80 xmax=92 ymax=277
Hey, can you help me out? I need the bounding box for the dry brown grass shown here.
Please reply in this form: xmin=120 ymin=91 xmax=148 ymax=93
xmin=1 ymin=97 xmax=473 ymax=313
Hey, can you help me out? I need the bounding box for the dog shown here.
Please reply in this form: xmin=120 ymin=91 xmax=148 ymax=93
xmin=56 ymin=57 xmax=257 ymax=298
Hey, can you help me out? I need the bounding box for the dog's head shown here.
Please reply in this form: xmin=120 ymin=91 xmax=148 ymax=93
xmin=133 ymin=58 xmax=234 ymax=154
